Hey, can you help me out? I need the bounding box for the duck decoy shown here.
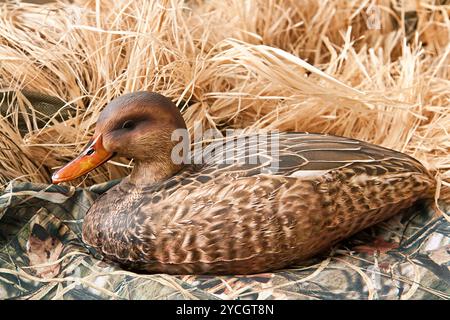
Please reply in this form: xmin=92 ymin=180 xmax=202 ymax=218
xmin=52 ymin=91 xmax=435 ymax=274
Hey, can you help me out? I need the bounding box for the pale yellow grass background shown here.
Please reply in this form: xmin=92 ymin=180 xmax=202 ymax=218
xmin=0 ymin=0 xmax=448 ymax=197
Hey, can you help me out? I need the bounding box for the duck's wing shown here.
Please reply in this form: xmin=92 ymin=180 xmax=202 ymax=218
xmin=191 ymin=132 xmax=430 ymax=178
xmin=148 ymin=131 xmax=431 ymax=202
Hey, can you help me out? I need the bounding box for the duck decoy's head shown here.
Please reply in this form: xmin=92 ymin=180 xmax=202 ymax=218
xmin=52 ymin=91 xmax=187 ymax=183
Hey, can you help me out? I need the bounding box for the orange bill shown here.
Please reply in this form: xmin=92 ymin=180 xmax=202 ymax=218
xmin=52 ymin=134 xmax=114 ymax=183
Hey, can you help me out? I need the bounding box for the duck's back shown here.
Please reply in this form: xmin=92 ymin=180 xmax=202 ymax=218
xmin=82 ymin=132 xmax=435 ymax=274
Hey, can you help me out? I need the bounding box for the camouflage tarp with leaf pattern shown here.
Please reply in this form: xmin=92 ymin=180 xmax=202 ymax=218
xmin=0 ymin=180 xmax=449 ymax=300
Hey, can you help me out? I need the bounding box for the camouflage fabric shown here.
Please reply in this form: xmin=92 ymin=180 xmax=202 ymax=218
xmin=0 ymin=90 xmax=74 ymax=135
xmin=0 ymin=181 xmax=449 ymax=300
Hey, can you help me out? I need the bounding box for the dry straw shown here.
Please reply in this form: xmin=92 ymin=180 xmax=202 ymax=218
xmin=0 ymin=0 xmax=448 ymax=197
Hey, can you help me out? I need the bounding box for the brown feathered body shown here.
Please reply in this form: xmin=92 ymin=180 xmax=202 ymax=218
xmin=82 ymin=132 xmax=434 ymax=274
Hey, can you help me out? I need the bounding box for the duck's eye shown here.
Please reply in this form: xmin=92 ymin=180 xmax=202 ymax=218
xmin=122 ymin=120 xmax=135 ymax=130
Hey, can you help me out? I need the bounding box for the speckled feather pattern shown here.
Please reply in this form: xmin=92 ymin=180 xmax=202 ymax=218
xmin=82 ymin=132 xmax=434 ymax=274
